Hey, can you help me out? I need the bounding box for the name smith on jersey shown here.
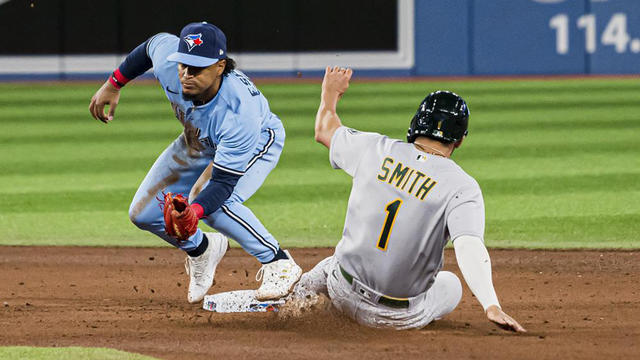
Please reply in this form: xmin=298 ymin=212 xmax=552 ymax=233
xmin=376 ymin=157 xmax=437 ymax=201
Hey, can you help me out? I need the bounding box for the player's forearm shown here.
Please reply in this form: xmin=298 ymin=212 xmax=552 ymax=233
xmin=453 ymin=235 xmax=501 ymax=311
xmin=192 ymin=168 xmax=241 ymax=218
xmin=315 ymin=66 xmax=352 ymax=148
xmin=108 ymin=39 xmax=153 ymax=89
xmin=314 ymin=101 xmax=342 ymax=148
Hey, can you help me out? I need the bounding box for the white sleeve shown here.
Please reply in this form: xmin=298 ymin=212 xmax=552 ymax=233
xmin=453 ymin=235 xmax=500 ymax=311
xmin=329 ymin=126 xmax=383 ymax=177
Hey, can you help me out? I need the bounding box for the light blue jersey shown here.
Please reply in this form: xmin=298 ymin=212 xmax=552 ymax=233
xmin=128 ymin=33 xmax=285 ymax=262
xmin=147 ymin=33 xmax=282 ymax=174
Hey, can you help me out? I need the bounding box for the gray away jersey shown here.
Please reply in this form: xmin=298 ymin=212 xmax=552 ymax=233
xmin=330 ymin=126 xmax=485 ymax=298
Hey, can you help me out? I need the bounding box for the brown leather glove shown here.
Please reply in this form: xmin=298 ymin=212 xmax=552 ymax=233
xmin=162 ymin=192 xmax=198 ymax=242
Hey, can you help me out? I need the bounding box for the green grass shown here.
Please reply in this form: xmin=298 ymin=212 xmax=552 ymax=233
xmin=0 ymin=347 xmax=158 ymax=360
xmin=0 ymin=78 xmax=638 ymax=248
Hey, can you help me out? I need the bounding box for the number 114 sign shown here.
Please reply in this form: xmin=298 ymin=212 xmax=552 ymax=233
xmin=550 ymin=13 xmax=640 ymax=54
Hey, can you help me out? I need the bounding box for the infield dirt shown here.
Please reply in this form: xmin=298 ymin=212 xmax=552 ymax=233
xmin=1 ymin=247 xmax=638 ymax=360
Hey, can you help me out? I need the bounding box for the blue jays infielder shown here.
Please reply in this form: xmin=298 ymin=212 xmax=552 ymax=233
xmin=89 ymin=22 xmax=302 ymax=303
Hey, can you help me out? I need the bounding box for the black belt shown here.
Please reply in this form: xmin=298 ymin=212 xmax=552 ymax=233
xmin=339 ymin=265 xmax=409 ymax=309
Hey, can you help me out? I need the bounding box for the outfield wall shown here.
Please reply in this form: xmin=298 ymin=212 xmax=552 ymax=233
xmin=0 ymin=0 xmax=638 ymax=79
xmin=416 ymin=0 xmax=640 ymax=76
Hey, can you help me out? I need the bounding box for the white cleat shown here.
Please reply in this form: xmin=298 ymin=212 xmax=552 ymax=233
xmin=185 ymin=232 xmax=228 ymax=304
xmin=255 ymin=250 xmax=303 ymax=301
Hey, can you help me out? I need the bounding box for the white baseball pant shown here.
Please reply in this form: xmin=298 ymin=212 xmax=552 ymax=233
xmin=293 ymin=256 xmax=462 ymax=329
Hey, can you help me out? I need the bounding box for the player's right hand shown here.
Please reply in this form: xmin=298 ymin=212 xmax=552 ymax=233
xmin=89 ymin=81 xmax=120 ymax=123
xmin=485 ymin=305 xmax=527 ymax=333
xmin=321 ymin=66 xmax=353 ymax=101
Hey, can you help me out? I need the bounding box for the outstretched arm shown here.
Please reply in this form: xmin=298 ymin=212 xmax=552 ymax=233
xmin=453 ymin=235 xmax=526 ymax=333
xmin=314 ymin=66 xmax=352 ymax=148
xmin=89 ymin=38 xmax=154 ymax=123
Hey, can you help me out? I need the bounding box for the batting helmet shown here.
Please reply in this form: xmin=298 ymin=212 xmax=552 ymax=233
xmin=407 ymin=91 xmax=469 ymax=143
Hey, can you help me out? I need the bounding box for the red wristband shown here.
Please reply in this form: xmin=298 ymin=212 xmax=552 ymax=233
xmin=191 ymin=203 xmax=205 ymax=219
xmin=108 ymin=68 xmax=130 ymax=89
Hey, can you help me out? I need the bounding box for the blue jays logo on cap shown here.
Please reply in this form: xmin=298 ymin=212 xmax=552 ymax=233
xmin=167 ymin=22 xmax=227 ymax=67
xmin=184 ymin=33 xmax=204 ymax=52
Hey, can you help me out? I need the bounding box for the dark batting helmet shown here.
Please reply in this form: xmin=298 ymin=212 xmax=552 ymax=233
xmin=407 ymin=90 xmax=469 ymax=143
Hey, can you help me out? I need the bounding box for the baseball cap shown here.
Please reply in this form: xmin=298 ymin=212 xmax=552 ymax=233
xmin=167 ymin=22 xmax=227 ymax=67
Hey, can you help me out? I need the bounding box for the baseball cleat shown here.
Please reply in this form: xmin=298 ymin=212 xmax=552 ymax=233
xmin=254 ymin=250 xmax=303 ymax=301
xmin=185 ymin=232 xmax=228 ymax=304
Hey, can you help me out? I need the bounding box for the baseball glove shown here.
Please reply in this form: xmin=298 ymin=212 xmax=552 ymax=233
xmin=162 ymin=192 xmax=198 ymax=242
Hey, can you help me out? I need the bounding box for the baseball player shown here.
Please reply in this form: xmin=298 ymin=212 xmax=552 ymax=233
xmin=88 ymin=22 xmax=302 ymax=303
xmin=292 ymin=67 xmax=526 ymax=332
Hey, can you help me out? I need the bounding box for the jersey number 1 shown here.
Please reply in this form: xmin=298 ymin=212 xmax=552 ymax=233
xmin=377 ymin=199 xmax=402 ymax=251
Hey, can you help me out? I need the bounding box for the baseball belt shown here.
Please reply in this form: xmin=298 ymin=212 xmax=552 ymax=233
xmin=338 ymin=265 xmax=409 ymax=309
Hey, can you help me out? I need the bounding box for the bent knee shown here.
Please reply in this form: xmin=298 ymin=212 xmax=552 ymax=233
xmin=128 ymin=202 xmax=156 ymax=230
xmin=128 ymin=210 xmax=145 ymax=229
xmin=436 ymin=271 xmax=463 ymax=307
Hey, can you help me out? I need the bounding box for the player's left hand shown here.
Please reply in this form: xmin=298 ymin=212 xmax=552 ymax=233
xmin=162 ymin=193 xmax=199 ymax=242
xmin=89 ymin=80 xmax=120 ymax=123
xmin=486 ymin=305 xmax=527 ymax=333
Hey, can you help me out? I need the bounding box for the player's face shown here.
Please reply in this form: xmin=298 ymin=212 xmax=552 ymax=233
xmin=177 ymin=61 xmax=225 ymax=102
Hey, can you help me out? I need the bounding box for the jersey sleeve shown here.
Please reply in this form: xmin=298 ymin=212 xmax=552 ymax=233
xmin=146 ymin=33 xmax=180 ymax=87
xmin=446 ymin=181 xmax=485 ymax=241
xmin=329 ymin=126 xmax=383 ymax=177
xmin=213 ymin=113 xmax=260 ymax=175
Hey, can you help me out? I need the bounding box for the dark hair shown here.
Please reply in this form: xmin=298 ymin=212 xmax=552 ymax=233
xmin=222 ymin=57 xmax=236 ymax=75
